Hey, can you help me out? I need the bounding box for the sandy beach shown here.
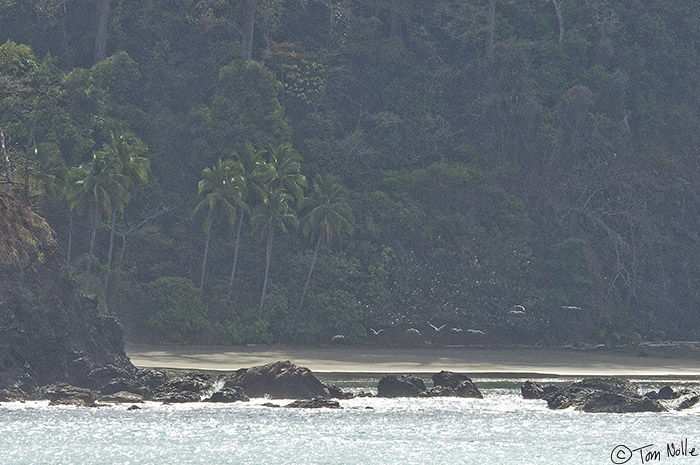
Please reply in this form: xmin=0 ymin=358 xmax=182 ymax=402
xmin=126 ymin=344 xmax=700 ymax=377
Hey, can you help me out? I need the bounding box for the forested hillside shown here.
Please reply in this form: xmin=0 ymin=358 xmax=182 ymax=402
xmin=2 ymin=0 xmax=699 ymax=346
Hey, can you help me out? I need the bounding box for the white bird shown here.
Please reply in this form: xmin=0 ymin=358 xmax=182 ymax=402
xmin=466 ymin=329 xmax=485 ymax=336
xmin=428 ymin=322 xmax=447 ymax=332
xmin=561 ymin=306 xmax=581 ymax=311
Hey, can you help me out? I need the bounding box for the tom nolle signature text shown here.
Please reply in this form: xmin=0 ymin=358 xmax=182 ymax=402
xmin=611 ymin=439 xmax=699 ymax=464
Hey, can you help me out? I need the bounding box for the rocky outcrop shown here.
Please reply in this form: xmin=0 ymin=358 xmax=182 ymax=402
xmin=38 ymin=383 xmax=98 ymax=407
xmin=0 ymin=194 xmax=136 ymax=393
xmin=221 ymin=361 xmax=347 ymax=399
xmin=285 ymin=397 xmax=342 ymax=409
xmin=99 ymin=391 xmax=145 ymax=404
xmin=523 ymin=378 xmax=667 ymax=413
xmin=521 ymin=380 xmax=559 ymax=400
xmin=151 ymin=373 xmax=213 ymax=403
xmin=377 ymin=375 xmax=426 ymax=397
xmin=204 ymin=387 xmax=249 ymax=403
xmin=432 ymin=371 xmax=483 ymax=398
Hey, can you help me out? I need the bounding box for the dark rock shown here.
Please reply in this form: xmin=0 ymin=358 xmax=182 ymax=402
xmin=521 ymin=381 xmax=559 ymax=400
xmin=127 ymin=405 xmax=141 ymax=411
xmin=377 ymin=375 xmax=426 ymax=397
xmin=0 ymin=195 xmax=135 ymax=391
xmin=152 ymin=373 xmax=213 ymax=403
xmin=261 ymin=402 xmax=281 ymax=408
xmin=100 ymin=377 xmax=144 ymax=396
xmin=204 ymin=387 xmax=249 ymax=403
xmin=221 ymin=361 xmax=332 ymax=399
xmin=432 ymin=371 xmax=483 ymax=398
xmin=87 ymin=365 xmax=133 ymax=389
xmin=433 ymin=371 xmax=470 ymax=389
xmin=454 ymin=380 xmax=484 ymax=398
xmin=0 ymin=388 xmax=24 ymax=402
xmin=99 ymin=391 xmax=144 ymax=403
xmin=544 ymin=377 xmax=666 ymax=413
xmin=135 ymin=369 xmax=168 ymax=390
xmin=285 ymin=397 xmax=342 ymax=409
xmin=579 ymin=392 xmax=666 ymax=413
xmin=423 ymin=385 xmax=456 ymax=397
xmin=39 ymin=383 xmax=97 ymax=407
xmin=323 ymin=382 xmax=354 ymax=399
xmin=677 ymin=395 xmax=700 ymax=411
xmin=645 ymin=385 xmax=681 ymax=400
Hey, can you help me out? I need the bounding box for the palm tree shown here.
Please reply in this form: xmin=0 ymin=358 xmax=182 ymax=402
xmin=251 ymin=187 xmax=298 ymax=312
xmin=194 ymin=159 xmax=244 ymax=293
xmin=62 ymin=166 xmax=86 ymax=265
xmin=227 ymin=143 xmax=270 ymax=295
xmin=297 ymin=175 xmax=354 ymax=311
xmin=98 ymin=131 xmax=150 ymax=284
xmin=73 ymin=150 xmax=130 ymax=272
xmin=266 ymin=143 xmax=307 ymax=201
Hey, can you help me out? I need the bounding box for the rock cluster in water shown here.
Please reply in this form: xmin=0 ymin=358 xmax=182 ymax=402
xmin=520 ymin=377 xmax=700 ymax=413
xmin=377 ymin=371 xmax=483 ymax=398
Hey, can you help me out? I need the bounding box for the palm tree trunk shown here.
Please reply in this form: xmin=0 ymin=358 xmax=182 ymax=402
xmin=0 ymin=128 xmax=12 ymax=197
xmin=552 ymin=0 xmax=565 ymax=44
xmin=259 ymin=225 xmax=273 ymax=312
xmin=298 ymin=235 xmax=321 ymax=312
xmin=87 ymin=201 xmax=98 ymax=272
xmin=104 ymin=213 xmax=116 ymax=288
xmin=67 ymin=210 xmax=73 ymax=265
xmin=241 ymin=0 xmax=256 ymax=60
xmin=95 ymin=0 xmax=110 ymax=63
xmin=228 ymin=214 xmax=244 ymax=298
xmin=200 ymin=231 xmax=211 ymax=294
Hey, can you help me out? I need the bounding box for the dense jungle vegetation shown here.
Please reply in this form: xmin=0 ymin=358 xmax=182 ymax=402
xmin=2 ymin=0 xmax=700 ymax=346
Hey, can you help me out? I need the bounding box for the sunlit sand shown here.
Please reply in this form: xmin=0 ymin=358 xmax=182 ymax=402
xmin=126 ymin=344 xmax=700 ymax=376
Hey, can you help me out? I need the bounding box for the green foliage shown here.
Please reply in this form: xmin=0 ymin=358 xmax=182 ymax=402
xmin=5 ymin=1 xmax=700 ymax=345
xmin=145 ymin=277 xmax=209 ymax=343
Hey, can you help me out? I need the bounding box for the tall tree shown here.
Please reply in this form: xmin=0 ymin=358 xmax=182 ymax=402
xmin=0 ymin=128 xmax=12 ymax=196
xmin=297 ymin=175 xmax=354 ymax=312
xmin=228 ymin=143 xmax=270 ymax=295
xmin=251 ymin=187 xmax=297 ymax=311
xmin=194 ymin=159 xmax=243 ymax=293
xmin=74 ymin=150 xmax=130 ymax=272
xmin=266 ymin=143 xmax=306 ymax=201
xmin=97 ymin=131 xmax=149 ymax=287
xmin=95 ymin=0 xmax=110 ymax=63
xmin=241 ymin=0 xmax=256 ymax=60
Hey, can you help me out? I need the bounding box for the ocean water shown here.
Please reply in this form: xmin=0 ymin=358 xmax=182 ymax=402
xmin=3 ymin=377 xmax=700 ymax=465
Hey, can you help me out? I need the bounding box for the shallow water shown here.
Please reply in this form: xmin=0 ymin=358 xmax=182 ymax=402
xmin=3 ymin=377 xmax=700 ymax=464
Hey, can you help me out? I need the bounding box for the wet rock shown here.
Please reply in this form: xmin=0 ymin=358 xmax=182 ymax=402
xmin=87 ymin=365 xmax=133 ymax=389
xmin=432 ymin=371 xmax=483 ymax=398
xmin=261 ymin=402 xmax=281 ymax=408
xmin=151 ymin=373 xmax=213 ymax=403
xmin=135 ymin=369 xmax=168 ymax=391
xmin=521 ymin=381 xmax=559 ymax=400
xmin=324 ymin=382 xmax=354 ymax=399
xmin=0 ymin=388 xmax=24 ymax=402
xmin=377 ymin=375 xmax=426 ymax=397
xmin=127 ymin=405 xmax=141 ymax=411
xmin=99 ymin=391 xmax=144 ymax=404
xmin=39 ymin=383 xmax=97 ymax=407
xmin=204 ymin=387 xmax=249 ymax=403
xmin=677 ymin=395 xmax=700 ymax=411
xmin=645 ymin=386 xmax=682 ymax=400
xmin=544 ymin=378 xmax=666 ymax=413
xmin=422 ymin=385 xmax=457 ymax=397
xmin=221 ymin=361 xmax=339 ymax=399
xmin=285 ymin=397 xmax=342 ymax=409
xmin=99 ymin=377 xmax=145 ymax=396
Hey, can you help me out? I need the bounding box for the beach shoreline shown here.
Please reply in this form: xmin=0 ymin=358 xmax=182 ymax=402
xmin=126 ymin=343 xmax=700 ymax=377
